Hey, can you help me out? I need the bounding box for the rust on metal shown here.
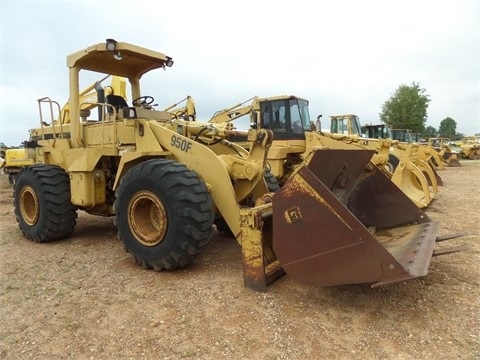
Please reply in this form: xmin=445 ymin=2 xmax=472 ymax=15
xmin=271 ymin=149 xmax=451 ymax=288
xmin=239 ymin=205 xmax=284 ymax=292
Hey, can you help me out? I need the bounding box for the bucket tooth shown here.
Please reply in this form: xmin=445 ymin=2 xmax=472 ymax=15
xmin=433 ymin=245 xmax=469 ymax=257
xmin=436 ymin=233 xmax=469 ymax=242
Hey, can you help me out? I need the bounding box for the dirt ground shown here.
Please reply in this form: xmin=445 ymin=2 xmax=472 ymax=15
xmin=0 ymin=161 xmax=479 ymax=360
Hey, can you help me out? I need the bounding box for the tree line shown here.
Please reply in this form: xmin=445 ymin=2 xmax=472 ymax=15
xmin=379 ymin=81 xmax=466 ymax=140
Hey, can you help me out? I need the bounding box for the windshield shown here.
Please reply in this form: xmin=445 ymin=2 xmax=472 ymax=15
xmin=290 ymin=99 xmax=311 ymax=133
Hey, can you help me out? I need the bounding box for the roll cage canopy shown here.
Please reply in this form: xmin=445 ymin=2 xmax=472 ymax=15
xmin=67 ymin=39 xmax=173 ymax=79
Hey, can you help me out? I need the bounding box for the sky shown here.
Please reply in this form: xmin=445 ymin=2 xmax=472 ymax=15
xmin=0 ymin=0 xmax=479 ymax=146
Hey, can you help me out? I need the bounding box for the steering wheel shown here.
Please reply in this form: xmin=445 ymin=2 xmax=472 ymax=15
xmin=132 ymin=96 xmax=155 ymax=107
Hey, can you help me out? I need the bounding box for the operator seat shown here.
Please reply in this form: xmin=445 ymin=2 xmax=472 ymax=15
xmin=106 ymin=95 xmax=128 ymax=114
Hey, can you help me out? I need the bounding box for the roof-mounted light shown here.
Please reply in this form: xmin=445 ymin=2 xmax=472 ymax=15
xmin=165 ymin=56 xmax=174 ymax=67
xmin=106 ymin=38 xmax=117 ymax=51
xmin=105 ymin=38 xmax=122 ymax=61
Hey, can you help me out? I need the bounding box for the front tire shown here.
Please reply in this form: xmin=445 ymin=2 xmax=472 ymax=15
xmin=263 ymin=169 xmax=280 ymax=192
xmin=13 ymin=165 xmax=77 ymax=242
xmin=115 ymin=159 xmax=214 ymax=270
xmin=384 ymin=154 xmax=400 ymax=176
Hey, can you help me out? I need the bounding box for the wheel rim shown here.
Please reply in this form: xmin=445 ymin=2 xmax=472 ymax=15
xmin=20 ymin=185 xmax=40 ymax=226
xmin=128 ymin=190 xmax=168 ymax=246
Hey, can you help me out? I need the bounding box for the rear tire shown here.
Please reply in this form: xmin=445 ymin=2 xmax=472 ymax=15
xmin=115 ymin=159 xmax=214 ymax=270
xmin=13 ymin=165 xmax=77 ymax=242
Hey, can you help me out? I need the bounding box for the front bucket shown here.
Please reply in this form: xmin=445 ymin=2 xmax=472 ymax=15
xmin=272 ymin=149 xmax=442 ymax=287
xmin=470 ymin=148 xmax=480 ymax=160
xmin=446 ymin=154 xmax=462 ymax=167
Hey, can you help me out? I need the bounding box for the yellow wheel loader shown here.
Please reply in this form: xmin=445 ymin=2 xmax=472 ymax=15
xmin=324 ymin=115 xmax=439 ymax=208
xmin=363 ymin=125 xmax=447 ymax=173
xmin=459 ymin=136 xmax=480 ymax=160
xmin=361 ymin=123 xmax=444 ymax=184
xmin=6 ymin=39 xmax=467 ymax=292
xmin=429 ymin=137 xmax=462 ymax=167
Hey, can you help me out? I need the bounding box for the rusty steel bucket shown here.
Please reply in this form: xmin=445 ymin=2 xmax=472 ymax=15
xmin=272 ymin=149 xmax=464 ymax=288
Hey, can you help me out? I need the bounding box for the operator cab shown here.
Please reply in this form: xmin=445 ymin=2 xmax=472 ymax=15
xmin=330 ymin=114 xmax=362 ymax=136
xmin=258 ymin=96 xmax=311 ymax=140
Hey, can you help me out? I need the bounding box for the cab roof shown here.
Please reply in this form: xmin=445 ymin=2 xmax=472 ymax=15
xmin=66 ymin=40 xmax=172 ymax=79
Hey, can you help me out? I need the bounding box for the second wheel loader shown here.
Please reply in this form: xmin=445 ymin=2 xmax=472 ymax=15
xmin=325 ymin=115 xmax=440 ymax=208
xmin=6 ymin=39 xmax=467 ymax=292
xmin=429 ymin=137 xmax=462 ymax=167
xmin=459 ymin=136 xmax=480 ymax=160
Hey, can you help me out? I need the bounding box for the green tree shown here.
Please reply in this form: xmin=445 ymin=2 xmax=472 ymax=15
xmin=379 ymin=82 xmax=431 ymax=133
xmin=423 ymin=125 xmax=437 ymax=138
xmin=438 ymin=117 xmax=457 ymax=138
